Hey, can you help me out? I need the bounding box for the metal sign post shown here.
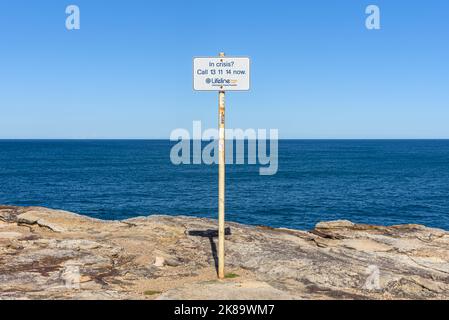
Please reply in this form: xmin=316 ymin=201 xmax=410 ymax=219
xmin=218 ymin=52 xmax=226 ymax=279
xmin=193 ymin=53 xmax=250 ymax=279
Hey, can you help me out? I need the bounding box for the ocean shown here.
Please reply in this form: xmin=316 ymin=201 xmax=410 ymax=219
xmin=0 ymin=140 xmax=448 ymax=230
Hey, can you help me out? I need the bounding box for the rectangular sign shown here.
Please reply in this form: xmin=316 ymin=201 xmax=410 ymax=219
xmin=193 ymin=57 xmax=250 ymax=91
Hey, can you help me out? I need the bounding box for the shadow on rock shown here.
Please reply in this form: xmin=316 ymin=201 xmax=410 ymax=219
xmin=188 ymin=228 xmax=232 ymax=275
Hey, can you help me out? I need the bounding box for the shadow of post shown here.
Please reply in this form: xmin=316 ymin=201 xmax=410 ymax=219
xmin=188 ymin=228 xmax=232 ymax=275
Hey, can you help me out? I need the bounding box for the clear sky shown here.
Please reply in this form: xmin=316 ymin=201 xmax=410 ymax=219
xmin=0 ymin=0 xmax=448 ymax=139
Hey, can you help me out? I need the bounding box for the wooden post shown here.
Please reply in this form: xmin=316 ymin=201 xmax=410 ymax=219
xmin=218 ymin=52 xmax=226 ymax=279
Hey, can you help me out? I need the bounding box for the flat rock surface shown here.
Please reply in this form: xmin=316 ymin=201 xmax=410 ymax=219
xmin=1 ymin=206 xmax=448 ymax=300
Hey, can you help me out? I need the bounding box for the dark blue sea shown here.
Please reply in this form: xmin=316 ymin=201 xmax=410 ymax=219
xmin=0 ymin=140 xmax=448 ymax=230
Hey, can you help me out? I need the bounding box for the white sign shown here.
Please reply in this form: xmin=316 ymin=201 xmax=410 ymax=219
xmin=193 ymin=57 xmax=250 ymax=91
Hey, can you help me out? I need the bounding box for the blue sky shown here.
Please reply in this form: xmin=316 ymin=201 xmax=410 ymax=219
xmin=0 ymin=0 xmax=448 ymax=139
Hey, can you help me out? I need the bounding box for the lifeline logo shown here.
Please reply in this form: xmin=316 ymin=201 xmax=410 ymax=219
xmin=205 ymin=78 xmax=235 ymax=86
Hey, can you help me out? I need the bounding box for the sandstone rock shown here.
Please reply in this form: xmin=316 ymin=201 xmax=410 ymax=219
xmin=157 ymin=280 xmax=297 ymax=300
xmin=0 ymin=206 xmax=448 ymax=300
xmin=17 ymin=211 xmax=66 ymax=232
xmin=0 ymin=232 xmax=23 ymax=240
xmin=315 ymin=220 xmax=354 ymax=229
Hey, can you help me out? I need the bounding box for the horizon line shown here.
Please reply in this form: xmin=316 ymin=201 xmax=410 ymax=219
xmin=1 ymin=138 xmax=449 ymax=141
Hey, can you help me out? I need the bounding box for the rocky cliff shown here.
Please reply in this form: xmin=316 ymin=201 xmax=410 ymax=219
xmin=0 ymin=206 xmax=448 ymax=300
